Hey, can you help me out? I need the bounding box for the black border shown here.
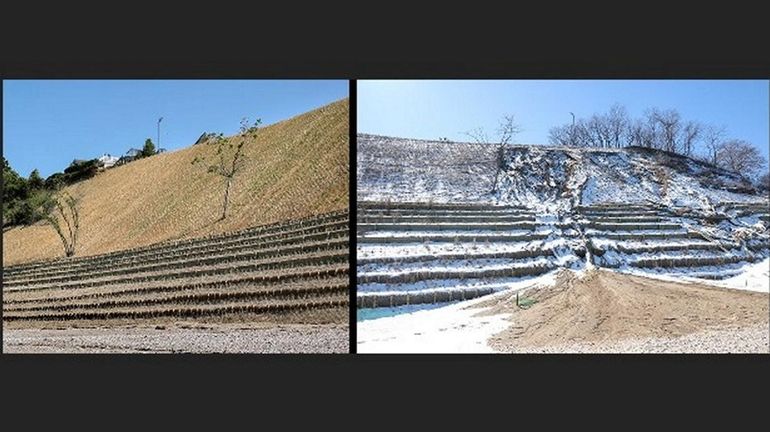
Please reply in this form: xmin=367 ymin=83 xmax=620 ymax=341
xmin=348 ymin=80 xmax=357 ymax=352
xmin=2 ymin=17 xmax=770 ymax=420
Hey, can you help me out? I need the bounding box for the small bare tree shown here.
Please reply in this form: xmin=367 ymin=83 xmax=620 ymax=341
xmin=463 ymin=127 xmax=491 ymax=145
xmin=42 ymin=191 xmax=80 ymax=257
xmin=192 ymin=117 xmax=261 ymax=220
xmin=464 ymin=114 xmax=522 ymax=194
xmin=496 ymin=115 xmax=521 ymax=146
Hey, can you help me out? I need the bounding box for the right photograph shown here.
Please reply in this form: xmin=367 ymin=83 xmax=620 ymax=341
xmin=355 ymin=79 xmax=770 ymax=353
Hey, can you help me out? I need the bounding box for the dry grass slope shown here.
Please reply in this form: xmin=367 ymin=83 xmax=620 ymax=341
xmin=3 ymin=99 xmax=349 ymax=266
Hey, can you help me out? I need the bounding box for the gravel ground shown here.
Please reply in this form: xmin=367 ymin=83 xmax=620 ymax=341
xmin=504 ymin=324 xmax=770 ymax=353
xmin=2 ymin=324 xmax=349 ymax=353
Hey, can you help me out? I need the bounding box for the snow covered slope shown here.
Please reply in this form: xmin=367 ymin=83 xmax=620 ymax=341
xmin=357 ymin=134 xmax=769 ymax=313
xmin=357 ymin=133 xmax=765 ymax=211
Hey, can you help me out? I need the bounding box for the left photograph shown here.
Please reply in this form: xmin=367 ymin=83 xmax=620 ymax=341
xmin=2 ymin=80 xmax=350 ymax=353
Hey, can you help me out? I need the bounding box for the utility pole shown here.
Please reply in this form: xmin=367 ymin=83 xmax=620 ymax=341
xmin=569 ymin=112 xmax=576 ymax=147
xmin=157 ymin=117 xmax=163 ymax=148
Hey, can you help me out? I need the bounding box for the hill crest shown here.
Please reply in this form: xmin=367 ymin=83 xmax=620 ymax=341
xmin=357 ymin=133 xmax=766 ymax=210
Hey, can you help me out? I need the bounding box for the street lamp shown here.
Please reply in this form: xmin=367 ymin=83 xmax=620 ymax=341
xmin=157 ymin=117 xmax=163 ymax=148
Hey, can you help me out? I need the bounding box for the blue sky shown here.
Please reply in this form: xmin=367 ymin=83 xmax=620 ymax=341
xmin=358 ymin=80 xmax=769 ymax=162
xmin=3 ymin=80 xmax=348 ymax=177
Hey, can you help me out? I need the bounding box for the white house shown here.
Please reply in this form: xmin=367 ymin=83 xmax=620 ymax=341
xmin=98 ymin=153 xmax=120 ymax=169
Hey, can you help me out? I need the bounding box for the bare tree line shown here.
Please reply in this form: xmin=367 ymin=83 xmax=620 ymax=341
xmin=548 ymin=103 xmax=767 ymax=180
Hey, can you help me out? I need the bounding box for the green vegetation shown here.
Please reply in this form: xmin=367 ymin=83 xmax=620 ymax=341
xmin=141 ymin=138 xmax=156 ymax=158
xmin=3 ymin=157 xmax=93 ymax=228
xmin=28 ymin=169 xmax=44 ymax=190
xmin=62 ymin=159 xmax=101 ymax=183
xmin=516 ymin=292 xmax=537 ymax=309
xmin=3 ymin=157 xmax=33 ymax=226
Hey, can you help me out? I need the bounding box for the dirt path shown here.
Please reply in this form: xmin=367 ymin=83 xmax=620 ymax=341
xmin=476 ymin=269 xmax=769 ymax=353
xmin=2 ymin=324 xmax=348 ymax=353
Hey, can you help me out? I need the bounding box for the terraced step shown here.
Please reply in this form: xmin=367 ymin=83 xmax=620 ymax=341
xmin=4 ymin=281 xmax=349 ymax=314
xmin=576 ymin=204 xmax=658 ymax=212
xmin=357 ymin=287 xmax=497 ymax=308
xmin=734 ymin=210 xmax=770 ymax=218
xmin=356 ymin=247 xmax=563 ymax=266
xmin=3 ymin=295 xmax=349 ymax=322
xmin=583 ymin=221 xmax=682 ymax=231
xmin=588 ymin=240 xmax=741 ymax=256
xmin=579 ymin=215 xmax=668 ymax=224
xmin=4 ymin=237 xmax=349 ymax=287
xmin=628 ymin=254 xmax=755 ymax=269
xmin=6 ymin=250 xmax=349 ymax=293
xmin=357 ymin=214 xmax=536 ymax=223
xmin=4 ymin=266 xmax=349 ymax=305
xmin=578 ymin=210 xmax=665 ymax=217
xmin=5 ymin=237 xmax=349 ymax=287
xmin=626 ymin=265 xmax=749 ymax=280
xmin=357 ymin=232 xmax=552 ymax=244
xmin=6 ymin=228 xmax=349 ymax=284
xmin=719 ymin=202 xmax=770 ymax=211
xmin=4 ymin=220 xmax=348 ymax=279
xmin=357 ymin=202 xmax=523 ymax=211
xmin=3 ymin=215 xmax=348 ymax=277
xmin=746 ymin=239 xmax=770 ymax=252
xmin=358 ymin=208 xmax=537 ymax=217
xmin=357 ymin=221 xmax=539 ymax=232
xmin=586 ymin=231 xmax=702 ymax=241
xmin=357 ymin=259 xmax=554 ymax=285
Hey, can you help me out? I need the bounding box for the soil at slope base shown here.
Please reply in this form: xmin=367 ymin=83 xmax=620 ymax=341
xmin=474 ymin=269 xmax=769 ymax=352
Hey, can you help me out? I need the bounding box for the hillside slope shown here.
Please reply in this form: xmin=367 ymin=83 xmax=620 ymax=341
xmin=3 ymin=99 xmax=349 ymax=266
xmin=357 ymin=133 xmax=765 ymax=210
xmin=356 ymin=134 xmax=768 ymax=302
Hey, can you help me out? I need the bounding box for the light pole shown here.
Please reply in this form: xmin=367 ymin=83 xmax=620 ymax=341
xmin=157 ymin=117 xmax=163 ymax=148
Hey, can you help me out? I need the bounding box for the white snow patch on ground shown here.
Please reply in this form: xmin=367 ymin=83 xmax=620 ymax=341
xmin=357 ymin=272 xmax=558 ymax=353
xmin=701 ymin=258 xmax=770 ymax=293
xmin=618 ymin=259 xmax=769 ymax=293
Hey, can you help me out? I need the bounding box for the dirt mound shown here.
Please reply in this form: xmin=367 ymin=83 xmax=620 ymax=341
xmin=478 ymin=269 xmax=769 ymax=351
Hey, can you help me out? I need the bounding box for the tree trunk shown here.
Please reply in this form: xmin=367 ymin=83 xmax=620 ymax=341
xmin=222 ymin=177 xmax=232 ymax=220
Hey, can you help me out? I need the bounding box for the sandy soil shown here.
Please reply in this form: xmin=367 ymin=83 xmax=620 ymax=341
xmin=2 ymin=323 xmax=348 ymax=354
xmin=478 ymin=269 xmax=769 ymax=353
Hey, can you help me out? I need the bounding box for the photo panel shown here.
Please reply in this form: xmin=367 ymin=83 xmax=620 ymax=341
xmin=2 ymin=80 xmax=350 ymax=354
xmin=355 ymin=79 xmax=770 ymax=354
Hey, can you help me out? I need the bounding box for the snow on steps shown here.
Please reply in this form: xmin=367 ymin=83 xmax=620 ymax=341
xmin=581 ymin=203 xmax=768 ymax=279
xmin=357 ymin=199 xmax=769 ymax=311
xmin=357 ymin=214 xmax=536 ymax=223
xmin=357 ymin=201 xmax=577 ymax=308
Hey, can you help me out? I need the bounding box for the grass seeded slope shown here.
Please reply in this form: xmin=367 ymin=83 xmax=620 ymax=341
xmin=3 ymin=99 xmax=349 ymax=266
